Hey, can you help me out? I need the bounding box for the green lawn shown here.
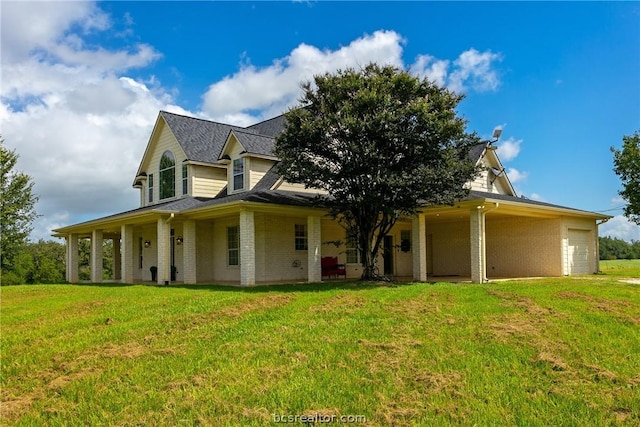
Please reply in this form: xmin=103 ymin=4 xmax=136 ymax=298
xmin=2 ymin=276 xmax=639 ymax=426
xmin=600 ymin=259 xmax=640 ymax=277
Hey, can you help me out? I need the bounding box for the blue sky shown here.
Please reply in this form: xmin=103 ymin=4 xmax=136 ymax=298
xmin=1 ymin=1 xmax=639 ymax=241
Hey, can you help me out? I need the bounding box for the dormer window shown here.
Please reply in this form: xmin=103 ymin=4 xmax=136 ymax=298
xmin=160 ymin=150 xmax=176 ymax=200
xmin=233 ymin=158 xmax=244 ymax=191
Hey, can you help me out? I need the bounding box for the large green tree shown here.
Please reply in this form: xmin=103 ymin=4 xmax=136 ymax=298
xmin=612 ymin=130 xmax=640 ymax=225
xmin=1 ymin=137 xmax=39 ymax=282
xmin=275 ymin=64 xmax=480 ymax=280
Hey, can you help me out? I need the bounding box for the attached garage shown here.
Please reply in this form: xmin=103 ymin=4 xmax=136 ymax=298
xmin=567 ymin=229 xmax=591 ymax=275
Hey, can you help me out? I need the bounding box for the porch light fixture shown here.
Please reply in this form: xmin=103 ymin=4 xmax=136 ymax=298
xmin=176 ymin=236 xmax=183 ymax=245
xmin=144 ymin=240 xmax=151 ymax=248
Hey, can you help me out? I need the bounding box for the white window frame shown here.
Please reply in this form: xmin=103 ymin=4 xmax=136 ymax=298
xmin=232 ymin=158 xmax=244 ymax=191
xmin=294 ymin=224 xmax=308 ymax=251
xmin=227 ymin=225 xmax=240 ymax=266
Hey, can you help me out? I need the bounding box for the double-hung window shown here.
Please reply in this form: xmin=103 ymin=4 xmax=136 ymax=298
xmin=159 ymin=151 xmax=176 ymax=200
xmin=233 ymin=158 xmax=244 ymax=191
xmin=148 ymin=174 xmax=154 ymax=203
xmin=346 ymin=235 xmax=360 ymax=264
xmin=294 ymin=224 xmax=308 ymax=250
xmin=227 ymin=226 xmax=240 ymax=266
xmin=182 ymin=164 xmax=188 ymax=195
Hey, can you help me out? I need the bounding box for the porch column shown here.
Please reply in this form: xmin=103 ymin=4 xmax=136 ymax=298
xmin=91 ymin=229 xmax=103 ymax=283
xmin=66 ymin=233 xmax=79 ymax=283
xmin=470 ymin=206 xmax=487 ymax=283
xmin=157 ymin=217 xmax=171 ymax=284
xmin=121 ymin=225 xmax=134 ymax=283
xmin=412 ymin=214 xmax=427 ymax=282
xmin=183 ymin=220 xmax=197 ymax=284
xmin=307 ymin=215 xmax=322 ymax=283
xmin=113 ymin=237 xmax=121 ymax=280
xmin=240 ymin=210 xmax=255 ymax=286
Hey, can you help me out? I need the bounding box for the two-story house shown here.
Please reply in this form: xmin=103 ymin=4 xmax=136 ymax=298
xmin=53 ymin=111 xmax=609 ymax=285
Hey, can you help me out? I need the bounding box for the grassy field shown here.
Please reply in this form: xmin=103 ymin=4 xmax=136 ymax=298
xmin=600 ymin=259 xmax=640 ymax=277
xmin=2 ymin=275 xmax=639 ymax=426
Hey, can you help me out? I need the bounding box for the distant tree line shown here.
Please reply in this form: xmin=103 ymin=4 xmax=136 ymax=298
xmin=599 ymin=236 xmax=640 ymax=260
xmin=2 ymin=239 xmax=115 ymax=285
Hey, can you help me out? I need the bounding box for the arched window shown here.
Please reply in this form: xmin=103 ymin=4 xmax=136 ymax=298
xmin=159 ymin=150 xmax=175 ymax=200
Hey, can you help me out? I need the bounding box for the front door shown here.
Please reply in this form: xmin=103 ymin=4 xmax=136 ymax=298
xmin=383 ymin=235 xmax=394 ymax=276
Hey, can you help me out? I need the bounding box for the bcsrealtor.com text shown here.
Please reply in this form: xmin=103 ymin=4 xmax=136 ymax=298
xmin=273 ymin=413 xmax=367 ymax=424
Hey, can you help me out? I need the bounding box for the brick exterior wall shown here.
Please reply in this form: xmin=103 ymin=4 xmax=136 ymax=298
xmin=91 ymin=229 xmax=103 ymax=283
xmin=66 ymin=234 xmax=79 ymax=283
xmin=183 ymin=220 xmax=197 ymax=284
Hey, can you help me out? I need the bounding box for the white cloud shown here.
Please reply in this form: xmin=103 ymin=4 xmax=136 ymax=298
xmin=202 ymin=30 xmax=405 ymax=123
xmin=1 ymin=4 xmax=504 ymax=242
xmin=410 ymin=54 xmax=450 ymax=86
xmin=529 ymin=193 xmax=546 ymax=202
xmin=202 ymin=32 xmax=502 ymax=125
xmin=1 ymin=1 xmax=179 ymax=241
xmin=600 ymin=215 xmax=640 ymax=241
xmin=447 ymin=49 xmax=501 ymax=93
xmin=496 ymin=137 xmax=522 ymax=162
xmin=507 ymin=167 xmax=528 ymax=183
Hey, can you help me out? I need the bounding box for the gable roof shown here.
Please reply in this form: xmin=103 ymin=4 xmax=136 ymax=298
xmin=226 ymin=129 xmax=277 ymax=158
xmin=160 ymin=111 xmax=246 ymax=164
xmin=246 ymin=114 xmax=287 ymax=137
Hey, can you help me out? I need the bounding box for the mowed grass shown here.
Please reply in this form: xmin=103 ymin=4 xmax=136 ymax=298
xmin=2 ymin=276 xmax=639 ymax=426
xmin=600 ymin=259 xmax=640 ymax=277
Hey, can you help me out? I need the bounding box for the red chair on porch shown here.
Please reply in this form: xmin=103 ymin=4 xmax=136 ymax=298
xmin=321 ymin=256 xmax=346 ymax=279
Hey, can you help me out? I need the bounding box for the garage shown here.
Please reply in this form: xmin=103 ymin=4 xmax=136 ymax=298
xmin=568 ymin=229 xmax=591 ymax=275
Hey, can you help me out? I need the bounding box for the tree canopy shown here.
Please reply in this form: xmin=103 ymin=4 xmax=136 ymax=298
xmin=1 ymin=137 xmax=39 ymax=282
xmin=275 ymin=64 xmax=481 ymax=279
xmin=612 ymin=130 xmax=640 ymax=225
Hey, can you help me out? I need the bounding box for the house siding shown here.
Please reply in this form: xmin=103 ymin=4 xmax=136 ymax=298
xmin=249 ymin=158 xmax=276 ymax=190
xmin=192 ymin=165 xmax=227 ymax=198
xmin=144 ymin=121 xmax=187 ymax=206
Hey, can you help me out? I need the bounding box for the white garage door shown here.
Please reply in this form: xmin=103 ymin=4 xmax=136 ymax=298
xmin=568 ymin=229 xmax=591 ymax=275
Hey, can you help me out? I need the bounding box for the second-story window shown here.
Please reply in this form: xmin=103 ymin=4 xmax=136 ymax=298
xmin=182 ymin=164 xmax=188 ymax=195
xmin=233 ymin=158 xmax=244 ymax=191
xmin=160 ymin=150 xmax=175 ymax=200
xmin=148 ymin=174 xmax=154 ymax=203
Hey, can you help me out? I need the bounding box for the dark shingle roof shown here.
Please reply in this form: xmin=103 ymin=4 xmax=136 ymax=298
xmin=246 ymin=114 xmax=287 ymax=137
xmin=468 ymin=142 xmax=489 ymax=163
xmin=229 ymin=129 xmax=276 ymax=157
xmin=160 ymin=111 xmax=245 ymax=164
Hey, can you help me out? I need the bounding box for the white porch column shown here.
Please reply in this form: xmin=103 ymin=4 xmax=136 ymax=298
xmin=183 ymin=220 xmax=197 ymax=284
xmin=121 ymin=225 xmax=134 ymax=283
xmin=307 ymin=215 xmax=322 ymax=283
xmin=66 ymin=233 xmax=79 ymax=283
xmin=412 ymin=214 xmax=427 ymax=282
xmin=157 ymin=217 xmax=171 ymax=284
xmin=113 ymin=237 xmax=121 ymax=280
xmin=240 ymin=210 xmax=255 ymax=286
xmin=91 ymin=229 xmax=103 ymax=282
xmin=470 ymin=207 xmax=487 ymax=283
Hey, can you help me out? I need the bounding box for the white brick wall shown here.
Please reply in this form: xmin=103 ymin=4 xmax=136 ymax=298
xmin=91 ymin=229 xmax=103 ymax=283
xmin=66 ymin=234 xmax=79 ymax=283
xmin=121 ymin=225 xmax=134 ymax=283
xmin=240 ymin=210 xmax=256 ymax=286
xmin=183 ymin=220 xmax=197 ymax=284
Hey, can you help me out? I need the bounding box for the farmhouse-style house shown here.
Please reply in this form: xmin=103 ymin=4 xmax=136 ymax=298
xmin=54 ymin=111 xmax=609 ymax=285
